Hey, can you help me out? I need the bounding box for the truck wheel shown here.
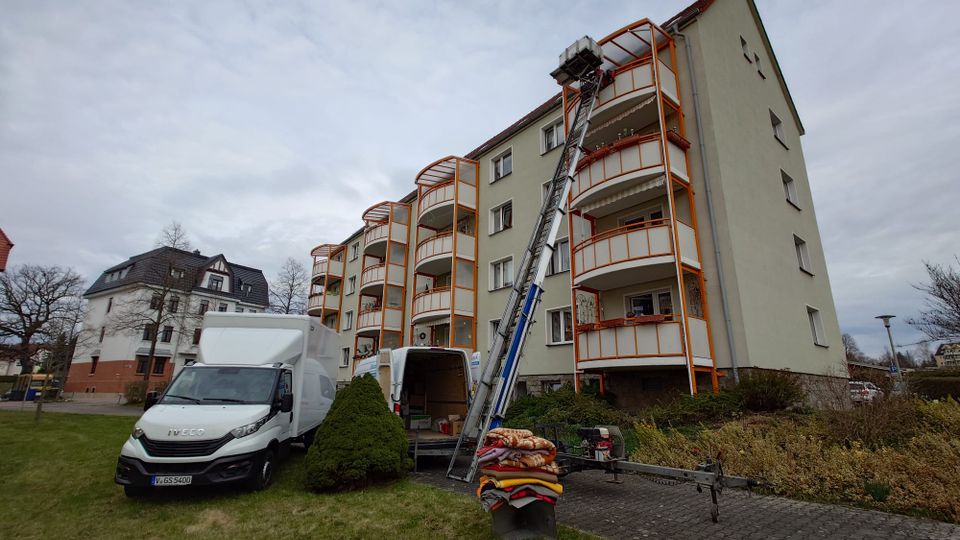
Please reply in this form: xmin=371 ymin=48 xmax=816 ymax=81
xmin=123 ymin=485 xmax=149 ymax=498
xmin=247 ymin=448 xmax=276 ymax=491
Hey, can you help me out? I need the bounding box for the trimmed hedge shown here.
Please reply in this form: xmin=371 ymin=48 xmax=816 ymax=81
xmin=305 ymin=374 xmax=412 ymax=492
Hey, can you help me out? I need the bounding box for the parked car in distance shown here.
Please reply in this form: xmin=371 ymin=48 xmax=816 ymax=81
xmin=849 ymin=380 xmax=884 ymax=403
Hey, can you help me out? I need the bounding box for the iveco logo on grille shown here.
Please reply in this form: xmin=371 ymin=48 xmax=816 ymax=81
xmin=168 ymin=428 xmax=205 ymax=436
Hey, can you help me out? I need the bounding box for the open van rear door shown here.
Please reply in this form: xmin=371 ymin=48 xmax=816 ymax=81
xmin=388 ymin=349 xmax=405 ymax=406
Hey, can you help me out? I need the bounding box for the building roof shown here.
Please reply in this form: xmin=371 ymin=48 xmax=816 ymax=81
xmin=935 ymin=343 xmax=960 ymax=356
xmin=85 ymin=247 xmax=269 ymax=307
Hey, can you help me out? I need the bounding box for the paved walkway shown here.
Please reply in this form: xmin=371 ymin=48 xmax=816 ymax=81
xmin=414 ymin=463 xmax=960 ymax=539
xmin=0 ymin=400 xmax=142 ymax=416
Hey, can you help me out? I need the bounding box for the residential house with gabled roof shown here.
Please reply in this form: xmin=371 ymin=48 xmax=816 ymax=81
xmin=0 ymin=228 xmax=13 ymax=272
xmin=65 ymin=247 xmax=268 ymax=396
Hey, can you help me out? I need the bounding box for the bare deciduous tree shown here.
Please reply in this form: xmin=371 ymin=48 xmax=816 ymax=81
xmin=0 ymin=265 xmax=85 ymax=374
xmin=156 ymin=221 xmax=192 ymax=251
xmin=909 ymin=258 xmax=960 ymax=341
xmin=269 ymin=258 xmax=308 ymax=315
xmin=107 ymin=250 xmax=201 ymax=384
xmin=842 ymin=333 xmax=865 ymax=363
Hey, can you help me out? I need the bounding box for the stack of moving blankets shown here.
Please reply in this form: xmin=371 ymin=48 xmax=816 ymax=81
xmin=476 ymin=427 xmax=563 ymax=512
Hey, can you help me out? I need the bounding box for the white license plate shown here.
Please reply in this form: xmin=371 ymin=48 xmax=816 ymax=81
xmin=151 ymin=475 xmax=192 ymax=486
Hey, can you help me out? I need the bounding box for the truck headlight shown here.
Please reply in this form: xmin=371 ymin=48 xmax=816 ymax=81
xmin=132 ymin=426 xmax=144 ymax=439
xmin=231 ymin=415 xmax=271 ymax=439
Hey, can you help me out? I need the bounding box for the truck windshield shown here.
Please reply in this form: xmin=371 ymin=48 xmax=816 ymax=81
xmin=160 ymin=367 xmax=279 ymax=405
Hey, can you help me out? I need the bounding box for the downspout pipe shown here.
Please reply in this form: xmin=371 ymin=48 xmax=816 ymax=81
xmin=672 ymin=21 xmax=740 ymax=383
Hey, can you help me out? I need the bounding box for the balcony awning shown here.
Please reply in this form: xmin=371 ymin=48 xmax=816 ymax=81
xmin=416 ymin=156 xmax=460 ymax=187
xmin=310 ymin=243 xmax=342 ymax=258
xmin=361 ymin=201 xmax=394 ymax=225
xmin=579 ymin=175 xmax=665 ymax=216
xmin=596 ymin=19 xmax=669 ymax=72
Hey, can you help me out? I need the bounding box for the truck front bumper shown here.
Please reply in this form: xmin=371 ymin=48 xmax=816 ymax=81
xmin=115 ymin=452 xmax=259 ymax=487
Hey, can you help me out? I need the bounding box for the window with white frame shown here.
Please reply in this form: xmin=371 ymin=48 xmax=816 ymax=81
xmin=347 ymin=275 xmax=356 ymax=295
xmin=794 ymin=235 xmax=813 ymax=274
xmin=781 ymin=170 xmax=800 ymax=209
xmin=490 ymin=201 xmax=513 ymax=234
xmin=541 ymin=118 xmax=564 ymax=153
xmin=350 ymin=242 xmax=359 ymax=261
xmin=740 ymin=36 xmax=750 ymax=61
xmin=770 ymin=110 xmax=786 ymax=146
xmin=491 ymin=149 xmax=513 ymax=182
xmin=547 ymin=238 xmax=570 ymax=276
xmin=807 ymin=306 xmax=826 ymax=346
xmin=546 ymin=307 xmax=573 ymax=345
xmin=489 ymin=319 xmax=500 ymax=349
xmin=342 ymin=310 xmax=354 ymax=331
xmin=341 ymin=347 xmax=351 ymax=367
xmin=625 ymin=289 xmax=673 ymax=317
xmin=490 ymin=257 xmax=514 ymax=291
xmin=754 ymin=52 xmax=765 ymax=78
xmin=618 ymin=205 xmax=664 ymax=227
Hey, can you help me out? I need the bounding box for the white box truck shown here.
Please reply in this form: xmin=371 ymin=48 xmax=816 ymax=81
xmin=115 ymin=313 xmax=338 ymax=496
xmin=354 ymin=346 xmax=480 ymax=454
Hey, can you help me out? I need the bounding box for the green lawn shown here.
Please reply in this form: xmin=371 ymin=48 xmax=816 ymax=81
xmin=0 ymin=412 xmax=591 ymax=539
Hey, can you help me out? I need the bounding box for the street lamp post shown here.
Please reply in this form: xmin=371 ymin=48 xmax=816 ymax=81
xmin=876 ymin=315 xmax=905 ymax=389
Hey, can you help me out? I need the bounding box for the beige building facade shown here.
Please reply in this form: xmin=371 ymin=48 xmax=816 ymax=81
xmin=309 ymin=0 xmax=847 ymax=405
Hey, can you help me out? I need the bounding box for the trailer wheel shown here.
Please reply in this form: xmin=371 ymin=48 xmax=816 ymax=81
xmin=123 ymin=485 xmax=149 ymax=498
xmin=247 ymin=448 xmax=276 ymax=491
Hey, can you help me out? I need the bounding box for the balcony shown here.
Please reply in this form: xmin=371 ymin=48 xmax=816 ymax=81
xmin=356 ymin=307 xmax=403 ymax=335
xmin=572 ymin=219 xmax=700 ymax=289
xmin=306 ymin=291 xmax=337 ymax=316
xmin=414 ymin=232 xmax=476 ymax=274
xmin=570 ymin=132 xmax=690 ymax=212
xmin=416 ymin=156 xmax=478 ymax=229
xmin=359 ymin=262 xmax=404 ymax=294
xmin=362 ymin=201 xmax=410 ymax=257
xmin=411 ymin=286 xmax=475 ymax=323
xmin=310 ymin=244 xmax=344 ymax=285
xmin=575 ymin=316 xmax=712 ymax=371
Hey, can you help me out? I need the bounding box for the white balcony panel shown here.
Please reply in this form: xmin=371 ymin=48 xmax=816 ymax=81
xmin=574 ymin=224 xmax=673 ymax=279
xmin=577 ymin=321 xmax=684 ymax=362
xmin=387 ymin=263 xmax=406 ymax=286
xmin=357 ymin=310 xmax=382 ymax=332
xmin=688 ymin=317 xmax=711 ymax=360
xmin=457 ymin=183 xmax=477 ymax=209
xmin=390 ymin=223 xmax=408 ymax=244
xmin=455 ymin=232 xmax=476 ymax=260
xmin=413 ymin=289 xmax=451 ymax=320
xmin=364 ymin=224 xmax=388 ymax=247
xmin=658 ymin=60 xmax=679 ymax=104
xmin=668 ymin=141 xmax=688 ymax=181
xmin=454 ymin=287 xmax=474 ymax=316
xmin=384 ymin=308 xmax=403 ymax=330
xmin=677 ymin=222 xmax=700 ymax=268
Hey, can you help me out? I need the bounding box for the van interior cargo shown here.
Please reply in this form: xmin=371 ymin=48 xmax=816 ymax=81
xmin=401 ymin=350 xmax=468 ymax=440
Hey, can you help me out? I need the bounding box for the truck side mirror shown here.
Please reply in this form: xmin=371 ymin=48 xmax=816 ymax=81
xmin=143 ymin=394 xmax=158 ymax=411
xmin=280 ymin=394 xmax=293 ymax=413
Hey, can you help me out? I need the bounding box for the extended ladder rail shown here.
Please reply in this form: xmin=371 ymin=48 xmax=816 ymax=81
xmin=447 ymin=70 xmax=604 ymax=482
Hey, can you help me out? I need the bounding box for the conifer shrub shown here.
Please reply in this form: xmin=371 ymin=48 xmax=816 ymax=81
xmin=304 ymin=374 xmax=412 ymax=492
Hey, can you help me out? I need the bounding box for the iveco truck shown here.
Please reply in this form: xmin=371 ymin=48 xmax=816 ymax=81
xmin=115 ymin=313 xmax=338 ymax=496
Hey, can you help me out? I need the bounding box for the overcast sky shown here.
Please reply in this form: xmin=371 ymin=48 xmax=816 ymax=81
xmin=2 ymin=1 xmax=958 ymax=357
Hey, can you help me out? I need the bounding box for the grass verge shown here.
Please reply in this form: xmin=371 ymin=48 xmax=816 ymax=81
xmin=0 ymin=411 xmax=592 ymax=539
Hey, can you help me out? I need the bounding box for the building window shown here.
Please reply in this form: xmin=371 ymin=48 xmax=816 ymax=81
xmin=149 ymin=293 xmax=161 ymax=310
xmin=99 ymin=327 xmax=105 ymax=343
xmin=106 ymin=297 xmax=113 ymax=313
xmin=619 ymin=205 xmax=664 ymax=227
xmin=208 ymin=275 xmax=223 ymax=291
xmin=781 ymin=170 xmax=800 ymax=209
xmin=490 ymin=201 xmax=513 ymax=235
xmin=794 ymin=235 xmax=813 ymax=275
xmin=542 ymin=181 xmax=552 ymax=204
xmin=490 ymin=257 xmax=514 ymax=291
xmin=199 ymin=300 xmax=209 ymax=314
xmin=807 ymin=306 xmax=826 ymax=347
xmin=168 ymin=296 xmax=179 ymax=313
xmin=141 ymin=325 xmax=155 ymax=341
xmin=546 ymin=307 xmax=573 ymax=345
xmin=770 ymin=110 xmax=786 ymax=147
xmin=153 ymin=358 xmax=167 ymax=375
xmin=489 ymin=320 xmax=500 ymax=349
xmin=249 ymin=309 xmax=256 ymax=314
xmin=541 ymin=118 xmax=564 ymax=153
xmin=625 ymin=290 xmax=673 ymax=317
xmin=89 ymin=356 xmax=99 ymax=374
xmin=350 ymin=242 xmax=360 ymax=261
xmin=347 ymin=276 xmax=356 ymax=295
xmin=491 ymin=149 xmax=513 ymax=182
xmin=342 ymin=310 xmax=354 ymax=331
xmin=242 ymin=283 xmax=252 ymax=297
xmin=193 ymin=328 xmax=202 ymax=345
xmin=160 ymin=325 xmax=173 ymax=343
xmin=217 ymin=303 xmax=228 ymax=312
xmin=541 ymin=380 xmax=563 ymax=393
xmin=169 ymin=267 xmax=184 ymax=279
xmin=547 ymin=238 xmax=570 ymax=276
xmin=135 ymin=355 xmax=149 ymax=374
xmin=236 ymin=307 xmax=244 ymax=313
xmin=341 ymin=347 xmax=351 ymax=368
xmin=740 ymin=36 xmax=750 ymax=61
xmin=754 ymin=53 xmax=765 ymax=79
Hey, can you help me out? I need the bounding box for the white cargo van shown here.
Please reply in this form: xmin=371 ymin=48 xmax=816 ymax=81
xmin=115 ymin=313 xmax=338 ymax=496
xmin=355 ymin=347 xmax=479 ymax=451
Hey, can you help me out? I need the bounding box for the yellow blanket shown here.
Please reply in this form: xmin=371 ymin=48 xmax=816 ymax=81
xmin=478 ymin=476 xmax=564 ymax=496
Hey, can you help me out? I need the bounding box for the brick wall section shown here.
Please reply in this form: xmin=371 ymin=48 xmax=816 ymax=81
xmin=64 ymin=358 xmax=173 ymax=394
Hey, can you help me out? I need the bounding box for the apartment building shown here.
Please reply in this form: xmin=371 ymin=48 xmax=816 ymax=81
xmin=309 ymin=0 xmax=846 ymax=406
xmin=65 ymin=247 xmax=268 ymax=395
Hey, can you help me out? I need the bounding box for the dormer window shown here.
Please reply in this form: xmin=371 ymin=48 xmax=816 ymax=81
xmin=242 ymin=284 xmax=252 ymax=296
xmin=208 ymin=275 xmax=223 ymax=291
xmin=169 ymin=267 xmax=185 ymax=279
